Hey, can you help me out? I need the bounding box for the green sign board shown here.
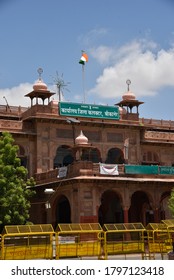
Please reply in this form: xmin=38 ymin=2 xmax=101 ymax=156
xmin=59 ymin=102 xmax=120 ymax=120
xmin=125 ymin=165 xmax=159 ymax=175
xmin=159 ymin=166 xmax=174 ymax=175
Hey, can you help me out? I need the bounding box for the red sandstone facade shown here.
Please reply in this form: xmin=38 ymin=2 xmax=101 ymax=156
xmin=0 ymin=77 xmax=173 ymax=228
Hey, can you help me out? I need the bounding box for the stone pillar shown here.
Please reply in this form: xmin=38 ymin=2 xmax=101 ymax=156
xmin=72 ymin=188 xmax=79 ymax=223
xmin=123 ymin=207 xmax=129 ymax=223
xmin=153 ymin=208 xmax=160 ymax=223
xmin=123 ymin=206 xmax=131 ymax=241
xmin=122 ymin=186 xmax=130 ymax=223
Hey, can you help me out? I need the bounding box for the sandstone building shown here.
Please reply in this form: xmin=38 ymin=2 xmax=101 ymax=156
xmin=0 ymin=76 xmax=173 ymax=228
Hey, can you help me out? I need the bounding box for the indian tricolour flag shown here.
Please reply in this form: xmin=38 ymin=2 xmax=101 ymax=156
xmin=79 ymin=53 xmax=88 ymax=65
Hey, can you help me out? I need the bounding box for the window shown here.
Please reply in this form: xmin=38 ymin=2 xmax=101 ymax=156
xmin=142 ymin=151 xmax=159 ymax=165
xmin=107 ymin=132 xmax=123 ymax=142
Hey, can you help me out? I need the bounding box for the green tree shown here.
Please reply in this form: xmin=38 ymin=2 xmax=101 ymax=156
xmin=0 ymin=132 xmax=35 ymax=231
xmin=168 ymin=188 xmax=174 ymax=218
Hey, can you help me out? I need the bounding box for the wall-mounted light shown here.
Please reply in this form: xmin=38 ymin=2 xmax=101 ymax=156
xmin=44 ymin=188 xmax=55 ymax=209
xmin=44 ymin=188 xmax=55 ymax=195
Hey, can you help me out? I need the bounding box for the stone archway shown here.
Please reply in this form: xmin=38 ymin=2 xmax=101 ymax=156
xmin=105 ymin=147 xmax=125 ymax=164
xmin=54 ymin=145 xmax=74 ymax=168
xmin=129 ymin=191 xmax=153 ymax=225
xmin=98 ymin=190 xmax=123 ymax=226
xmin=55 ymin=195 xmax=71 ymax=225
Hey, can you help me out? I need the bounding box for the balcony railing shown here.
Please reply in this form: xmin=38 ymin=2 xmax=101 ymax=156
xmin=34 ymin=162 xmax=174 ymax=185
xmin=140 ymin=118 xmax=174 ymax=128
xmin=34 ymin=161 xmax=125 ymax=185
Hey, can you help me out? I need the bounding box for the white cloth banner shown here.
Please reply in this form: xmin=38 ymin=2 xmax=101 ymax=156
xmin=57 ymin=166 xmax=68 ymax=178
xmin=99 ymin=163 xmax=119 ymax=175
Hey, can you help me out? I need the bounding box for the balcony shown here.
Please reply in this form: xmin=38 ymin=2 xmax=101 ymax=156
xmin=34 ymin=161 xmax=174 ymax=186
xmin=34 ymin=162 xmax=124 ymax=185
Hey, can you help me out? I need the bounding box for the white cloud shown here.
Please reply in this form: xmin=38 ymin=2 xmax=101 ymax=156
xmin=0 ymin=83 xmax=33 ymax=107
xmin=78 ymin=28 xmax=108 ymax=46
xmin=89 ymin=40 xmax=174 ymax=100
xmin=0 ymin=82 xmax=58 ymax=107
xmin=90 ymin=45 xmax=115 ymax=64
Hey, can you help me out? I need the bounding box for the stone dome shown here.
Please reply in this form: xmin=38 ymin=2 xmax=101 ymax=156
xmin=33 ymin=78 xmax=48 ymax=91
xmin=122 ymin=90 xmax=136 ymax=101
xmin=75 ymin=131 xmax=88 ymax=145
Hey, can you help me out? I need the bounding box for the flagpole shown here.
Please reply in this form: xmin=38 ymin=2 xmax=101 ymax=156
xmin=79 ymin=51 xmax=88 ymax=104
xmin=82 ymin=64 xmax=85 ymax=103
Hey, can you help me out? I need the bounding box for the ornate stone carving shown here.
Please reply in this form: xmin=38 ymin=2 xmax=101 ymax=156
xmin=144 ymin=131 xmax=174 ymax=141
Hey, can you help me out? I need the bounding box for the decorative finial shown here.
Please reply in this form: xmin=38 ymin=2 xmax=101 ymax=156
xmin=37 ymin=67 xmax=43 ymax=80
xmin=33 ymin=68 xmax=48 ymax=91
xmin=126 ymin=79 xmax=131 ymax=91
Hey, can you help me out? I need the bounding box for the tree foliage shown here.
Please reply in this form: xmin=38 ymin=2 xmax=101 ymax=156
xmin=0 ymin=132 xmax=35 ymax=229
xmin=168 ymin=188 xmax=174 ymax=218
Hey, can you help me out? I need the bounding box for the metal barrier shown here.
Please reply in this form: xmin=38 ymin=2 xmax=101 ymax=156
xmin=1 ymin=224 xmax=54 ymax=260
xmin=146 ymin=223 xmax=173 ymax=259
xmin=55 ymin=223 xmax=103 ymax=259
xmin=162 ymin=219 xmax=174 ymax=232
xmin=0 ymin=222 xmax=173 ymax=260
xmin=103 ymin=223 xmax=146 ymax=259
xmin=162 ymin=219 xmax=174 ymax=256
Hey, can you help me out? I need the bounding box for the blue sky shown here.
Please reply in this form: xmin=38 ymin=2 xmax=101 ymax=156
xmin=0 ymin=0 xmax=174 ymax=120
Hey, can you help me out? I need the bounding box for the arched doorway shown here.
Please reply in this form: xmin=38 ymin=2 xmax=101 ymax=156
xmin=54 ymin=145 xmax=74 ymax=168
xmin=105 ymin=148 xmax=125 ymax=164
xmin=55 ymin=195 xmax=71 ymax=224
xmin=129 ymin=191 xmax=153 ymax=225
xmin=98 ymin=190 xmax=123 ymax=226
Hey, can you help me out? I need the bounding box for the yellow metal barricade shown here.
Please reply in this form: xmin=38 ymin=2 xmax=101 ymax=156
xmin=162 ymin=219 xmax=174 ymax=234
xmin=1 ymin=224 xmax=54 ymax=260
xmin=146 ymin=223 xmax=173 ymax=259
xmin=162 ymin=219 xmax=174 ymax=252
xmin=103 ymin=223 xmax=146 ymax=259
xmin=55 ymin=223 xmax=103 ymax=259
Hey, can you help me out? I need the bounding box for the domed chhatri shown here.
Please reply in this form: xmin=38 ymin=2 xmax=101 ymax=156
xmin=25 ymin=68 xmax=55 ymax=106
xmin=75 ymin=130 xmax=88 ymax=145
xmin=115 ymin=80 xmax=144 ymax=121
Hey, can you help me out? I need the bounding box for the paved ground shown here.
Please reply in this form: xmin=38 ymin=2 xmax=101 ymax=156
xmin=108 ymin=253 xmax=168 ymax=260
xmin=80 ymin=253 xmax=170 ymax=260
